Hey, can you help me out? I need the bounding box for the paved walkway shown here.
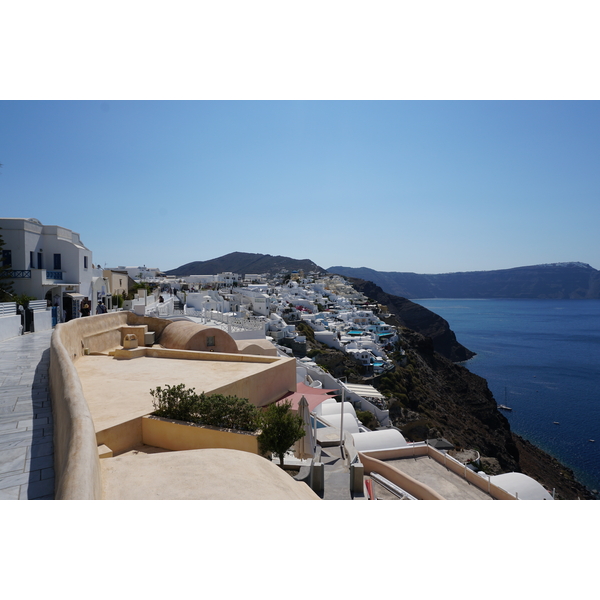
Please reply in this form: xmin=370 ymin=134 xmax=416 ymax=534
xmin=0 ymin=330 xmax=54 ymax=500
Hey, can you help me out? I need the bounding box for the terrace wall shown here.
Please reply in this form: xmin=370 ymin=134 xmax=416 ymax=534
xmin=49 ymin=312 xmax=188 ymax=499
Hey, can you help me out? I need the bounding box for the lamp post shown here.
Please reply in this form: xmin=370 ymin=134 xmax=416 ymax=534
xmin=339 ymin=386 xmax=345 ymax=459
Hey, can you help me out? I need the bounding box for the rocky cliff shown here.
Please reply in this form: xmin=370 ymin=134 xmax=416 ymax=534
xmin=348 ymin=277 xmax=475 ymax=362
xmin=304 ymin=279 xmax=595 ymax=499
xmin=380 ymin=327 xmax=594 ymax=499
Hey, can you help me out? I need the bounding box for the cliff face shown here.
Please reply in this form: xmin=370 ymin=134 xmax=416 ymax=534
xmin=330 ymin=262 xmax=600 ymax=299
xmin=348 ymin=277 xmax=475 ymax=362
xmin=376 ymin=328 xmax=595 ymax=499
xmin=305 ymin=278 xmax=594 ymax=498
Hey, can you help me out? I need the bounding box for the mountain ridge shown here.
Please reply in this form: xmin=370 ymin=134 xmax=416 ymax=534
xmin=165 ymin=252 xmax=324 ymax=277
xmin=328 ymin=262 xmax=600 ymax=299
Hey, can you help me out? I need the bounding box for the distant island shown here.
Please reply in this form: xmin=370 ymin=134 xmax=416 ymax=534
xmin=166 ymin=254 xmax=600 ymax=299
xmin=328 ymin=262 xmax=600 ymax=299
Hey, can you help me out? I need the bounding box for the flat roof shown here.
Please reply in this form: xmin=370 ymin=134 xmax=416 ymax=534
xmin=76 ymin=353 xmax=284 ymax=433
xmin=385 ymin=456 xmax=493 ymax=500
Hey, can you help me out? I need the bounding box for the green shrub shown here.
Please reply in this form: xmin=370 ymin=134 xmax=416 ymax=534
xmin=196 ymin=393 xmax=261 ymax=432
xmin=356 ymin=410 xmax=378 ymax=429
xmin=150 ymin=384 xmax=200 ymax=423
xmin=149 ymin=384 xmax=261 ymax=432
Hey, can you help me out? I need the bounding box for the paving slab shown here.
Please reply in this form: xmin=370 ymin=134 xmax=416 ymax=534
xmin=0 ymin=330 xmax=54 ymax=500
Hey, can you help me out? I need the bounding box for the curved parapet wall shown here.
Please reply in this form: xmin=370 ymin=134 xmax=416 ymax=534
xmin=160 ymin=320 xmax=239 ymax=354
xmin=49 ymin=312 xmax=170 ymax=499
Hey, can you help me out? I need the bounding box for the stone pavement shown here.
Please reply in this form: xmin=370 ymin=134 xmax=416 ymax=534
xmin=0 ymin=330 xmax=54 ymax=500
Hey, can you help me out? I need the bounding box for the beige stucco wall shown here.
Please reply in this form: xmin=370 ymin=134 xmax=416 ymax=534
xmin=50 ymin=311 xmax=296 ymax=499
xmin=160 ymin=320 xmax=239 ymax=353
xmin=51 ymin=312 xmax=162 ymax=498
xmin=50 ymin=322 xmax=104 ymax=499
xmin=141 ymin=416 xmax=260 ymax=454
xmin=101 ymin=448 xmax=320 ymax=500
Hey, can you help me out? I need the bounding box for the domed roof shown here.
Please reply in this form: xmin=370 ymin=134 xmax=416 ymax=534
xmin=489 ymin=472 xmax=554 ymax=500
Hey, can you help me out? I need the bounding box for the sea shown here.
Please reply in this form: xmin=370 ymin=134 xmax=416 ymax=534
xmin=411 ymin=298 xmax=600 ymax=497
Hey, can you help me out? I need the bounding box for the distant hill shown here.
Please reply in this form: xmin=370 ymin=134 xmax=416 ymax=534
xmin=328 ymin=262 xmax=600 ymax=299
xmin=166 ymin=252 xmax=324 ymax=277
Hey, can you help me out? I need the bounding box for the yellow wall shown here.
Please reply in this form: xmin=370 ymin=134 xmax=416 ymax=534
xmin=50 ymin=311 xmax=293 ymax=498
xmin=141 ymin=416 xmax=260 ymax=454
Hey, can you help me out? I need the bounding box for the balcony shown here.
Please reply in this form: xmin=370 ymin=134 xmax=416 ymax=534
xmin=0 ymin=269 xmax=31 ymax=279
xmin=45 ymin=270 xmax=64 ymax=281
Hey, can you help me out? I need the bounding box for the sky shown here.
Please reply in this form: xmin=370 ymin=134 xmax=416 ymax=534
xmin=1 ymin=4 xmax=599 ymax=275
xmin=2 ymin=100 xmax=599 ymax=274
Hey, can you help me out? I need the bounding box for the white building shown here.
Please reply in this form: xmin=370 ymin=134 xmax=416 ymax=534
xmin=0 ymin=218 xmax=100 ymax=320
xmin=107 ymin=266 xmax=162 ymax=280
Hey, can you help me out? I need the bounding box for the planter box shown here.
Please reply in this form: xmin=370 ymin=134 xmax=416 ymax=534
xmin=142 ymin=415 xmax=260 ymax=455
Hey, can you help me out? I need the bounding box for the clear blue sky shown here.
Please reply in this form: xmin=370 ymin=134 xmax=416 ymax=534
xmin=1 ymin=100 xmax=599 ymax=273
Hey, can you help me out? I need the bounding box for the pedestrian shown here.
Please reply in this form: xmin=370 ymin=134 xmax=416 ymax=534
xmin=80 ymin=298 xmax=91 ymax=317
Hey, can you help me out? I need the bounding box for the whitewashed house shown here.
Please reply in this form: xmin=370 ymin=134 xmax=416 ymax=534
xmin=0 ymin=218 xmax=98 ymax=320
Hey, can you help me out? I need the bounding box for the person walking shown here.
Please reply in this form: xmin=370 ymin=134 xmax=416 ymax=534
xmin=80 ymin=298 xmax=91 ymax=317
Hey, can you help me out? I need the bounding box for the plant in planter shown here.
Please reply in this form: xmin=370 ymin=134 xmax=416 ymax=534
xmin=149 ymin=384 xmax=261 ymax=433
xmin=150 ymin=383 xmax=201 ymax=423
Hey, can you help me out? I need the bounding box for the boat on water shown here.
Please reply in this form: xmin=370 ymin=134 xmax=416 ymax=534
xmin=554 ymin=421 xmax=560 ymax=425
xmin=498 ymin=387 xmax=512 ymax=411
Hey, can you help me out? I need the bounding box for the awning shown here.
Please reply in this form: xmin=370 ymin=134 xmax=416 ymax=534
xmin=65 ymin=292 xmax=85 ymax=299
xmin=277 ymin=390 xmax=335 ymax=412
xmin=343 ymin=383 xmax=385 ymax=400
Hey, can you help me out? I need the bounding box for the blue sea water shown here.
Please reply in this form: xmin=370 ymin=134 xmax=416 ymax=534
xmin=412 ymin=298 xmax=600 ymax=496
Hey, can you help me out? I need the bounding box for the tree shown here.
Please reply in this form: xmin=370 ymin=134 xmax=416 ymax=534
xmin=258 ymin=400 xmax=306 ymax=468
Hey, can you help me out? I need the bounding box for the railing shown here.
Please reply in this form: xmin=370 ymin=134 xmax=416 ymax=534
xmin=0 ymin=302 xmax=17 ymax=316
xmin=0 ymin=269 xmax=31 ymax=279
xmin=369 ymin=472 xmax=418 ymax=500
xmin=45 ymin=270 xmax=63 ymax=280
xmin=29 ymin=300 xmax=49 ymax=311
xmin=185 ymin=309 xmax=266 ymax=333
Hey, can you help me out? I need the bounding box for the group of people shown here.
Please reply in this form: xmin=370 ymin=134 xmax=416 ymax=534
xmin=79 ymin=297 xmax=108 ymax=317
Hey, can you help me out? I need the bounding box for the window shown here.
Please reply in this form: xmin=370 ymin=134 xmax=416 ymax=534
xmin=84 ymin=256 xmax=88 ymax=269
xmin=54 ymin=253 xmax=62 ymax=270
xmin=1 ymin=250 xmax=11 ymax=268
xmin=37 ymin=252 xmax=43 ymax=269
xmin=206 ymin=336 xmax=215 ymax=347
xmin=30 ymin=251 xmax=34 ymax=269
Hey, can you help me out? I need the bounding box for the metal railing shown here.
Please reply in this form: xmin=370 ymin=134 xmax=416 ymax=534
xmin=45 ymin=270 xmax=63 ymax=280
xmin=0 ymin=269 xmax=31 ymax=279
xmin=185 ymin=309 xmax=266 ymax=333
xmin=29 ymin=300 xmax=49 ymax=311
xmin=0 ymin=302 xmax=17 ymax=316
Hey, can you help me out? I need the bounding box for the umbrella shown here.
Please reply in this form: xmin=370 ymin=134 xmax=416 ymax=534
xmin=294 ymin=396 xmax=315 ymax=460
